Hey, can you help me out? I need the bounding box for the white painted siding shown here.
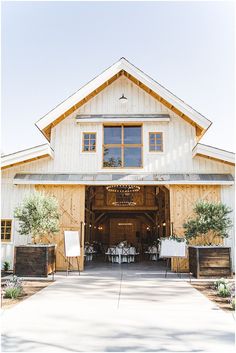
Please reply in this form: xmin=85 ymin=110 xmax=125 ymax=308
xmin=221 ymin=185 xmax=235 ymax=271
xmin=1 ymin=75 xmax=234 ymax=175
xmin=1 ymin=181 xmax=35 ymax=269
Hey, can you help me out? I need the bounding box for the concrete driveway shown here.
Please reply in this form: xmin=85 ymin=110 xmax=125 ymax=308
xmin=1 ymin=264 xmax=235 ymax=352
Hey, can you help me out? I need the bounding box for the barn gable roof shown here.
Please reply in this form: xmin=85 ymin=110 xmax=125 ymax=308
xmin=1 ymin=144 xmax=54 ymax=170
xmin=35 ymin=57 xmax=212 ymax=140
xmin=192 ymin=143 xmax=235 ymax=166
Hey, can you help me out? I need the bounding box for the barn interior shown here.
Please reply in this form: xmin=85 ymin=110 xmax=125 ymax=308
xmin=84 ymin=185 xmax=170 ymax=263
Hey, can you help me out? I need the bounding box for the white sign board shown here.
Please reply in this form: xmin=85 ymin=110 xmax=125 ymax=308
xmin=159 ymin=239 xmax=186 ymax=258
xmin=64 ymin=231 xmax=80 ymax=257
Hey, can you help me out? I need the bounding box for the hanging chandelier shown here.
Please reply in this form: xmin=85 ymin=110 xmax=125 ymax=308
xmin=112 ymin=201 xmax=136 ymax=206
xmin=106 ymin=185 xmax=140 ymax=193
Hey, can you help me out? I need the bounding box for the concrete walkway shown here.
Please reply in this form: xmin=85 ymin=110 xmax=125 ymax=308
xmin=1 ymin=264 xmax=235 ymax=352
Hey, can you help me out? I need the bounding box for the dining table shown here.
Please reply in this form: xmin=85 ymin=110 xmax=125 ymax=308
xmin=106 ymin=246 xmax=138 ymax=264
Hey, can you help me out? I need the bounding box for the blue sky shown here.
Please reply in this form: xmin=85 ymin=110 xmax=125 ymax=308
xmin=2 ymin=1 xmax=235 ymax=154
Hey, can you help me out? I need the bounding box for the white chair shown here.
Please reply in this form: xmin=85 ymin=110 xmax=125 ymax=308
xmin=106 ymin=247 xmax=119 ymax=263
xmin=121 ymin=247 xmax=130 ymax=263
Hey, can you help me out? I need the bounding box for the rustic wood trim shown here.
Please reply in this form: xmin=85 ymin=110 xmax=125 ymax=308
xmin=149 ymin=132 xmax=163 ymax=152
xmin=123 ymin=72 xmax=204 ymax=139
xmin=42 ymin=70 xmax=204 ymax=140
xmin=102 ymin=124 xmax=143 ymax=168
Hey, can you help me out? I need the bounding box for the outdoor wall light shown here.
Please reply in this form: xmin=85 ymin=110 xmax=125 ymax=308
xmin=119 ymin=93 xmax=128 ymax=104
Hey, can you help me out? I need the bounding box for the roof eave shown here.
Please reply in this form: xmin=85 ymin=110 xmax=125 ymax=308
xmin=36 ymin=58 xmax=211 ymax=137
xmin=192 ymin=143 xmax=235 ymax=165
xmin=1 ymin=144 xmax=54 ymax=170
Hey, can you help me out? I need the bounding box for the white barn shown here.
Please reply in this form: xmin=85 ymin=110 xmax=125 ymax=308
xmin=1 ymin=58 xmax=235 ymax=272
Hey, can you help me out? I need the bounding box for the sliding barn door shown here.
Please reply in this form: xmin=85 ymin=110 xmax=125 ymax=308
xmin=169 ymin=185 xmax=221 ymax=272
xmin=36 ymin=185 xmax=85 ymax=271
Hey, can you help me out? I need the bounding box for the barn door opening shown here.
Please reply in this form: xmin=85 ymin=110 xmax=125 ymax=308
xmin=84 ymin=185 xmax=170 ymax=264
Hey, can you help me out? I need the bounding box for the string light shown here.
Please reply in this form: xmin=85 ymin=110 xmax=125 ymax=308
xmin=112 ymin=201 xmax=136 ymax=206
xmin=106 ymin=185 xmax=140 ymax=193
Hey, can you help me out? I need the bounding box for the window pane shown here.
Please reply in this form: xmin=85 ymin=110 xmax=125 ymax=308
xmin=155 ymin=133 xmax=162 ymax=138
xmin=5 ymin=233 xmax=11 ymax=240
xmin=124 ymin=126 xmax=141 ymax=144
xmin=1 ymin=221 xmax=5 ymax=227
xmin=150 ymin=138 xmax=155 ymax=145
xmin=84 ymin=134 xmax=90 ymax=139
xmin=124 ymin=147 xmax=142 ymax=167
xmin=155 ymin=145 xmax=162 ymax=151
xmin=84 ymin=145 xmax=89 ymax=151
xmin=1 ymin=234 xmax=4 ymax=240
xmin=103 ymin=147 xmax=122 ymax=167
xmin=104 ymin=127 xmax=121 ymax=144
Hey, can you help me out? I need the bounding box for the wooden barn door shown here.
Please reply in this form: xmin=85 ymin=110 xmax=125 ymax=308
xmin=169 ymin=185 xmax=220 ymax=272
xmin=36 ymin=185 xmax=85 ymax=271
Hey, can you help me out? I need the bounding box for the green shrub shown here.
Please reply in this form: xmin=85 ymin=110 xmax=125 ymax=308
xmin=183 ymin=201 xmax=232 ymax=245
xmin=2 ymin=261 xmax=10 ymax=272
xmin=213 ymin=278 xmax=229 ymax=290
xmin=217 ymin=283 xmax=231 ymax=297
xmin=4 ymin=287 xmax=22 ymax=299
xmin=4 ymin=275 xmax=23 ymax=299
xmin=14 ymin=191 xmax=60 ymax=244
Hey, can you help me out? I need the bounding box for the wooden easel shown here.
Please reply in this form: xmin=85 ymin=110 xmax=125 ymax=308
xmin=64 ymin=228 xmax=82 ymax=276
xmin=66 ymin=256 xmax=80 ymax=276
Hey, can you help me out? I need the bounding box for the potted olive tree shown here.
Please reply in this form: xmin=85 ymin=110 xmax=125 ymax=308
xmin=14 ymin=192 xmax=60 ymax=277
xmin=184 ymin=201 xmax=233 ymax=278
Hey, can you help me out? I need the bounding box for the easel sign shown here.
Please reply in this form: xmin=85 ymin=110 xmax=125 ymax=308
xmin=159 ymin=239 xmax=186 ymax=258
xmin=64 ymin=231 xmax=81 ymax=275
xmin=159 ymin=238 xmax=187 ymax=278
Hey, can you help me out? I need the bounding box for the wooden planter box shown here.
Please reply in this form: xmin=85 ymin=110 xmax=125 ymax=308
xmin=189 ymin=246 xmax=232 ymax=278
xmin=14 ymin=244 xmax=56 ymax=277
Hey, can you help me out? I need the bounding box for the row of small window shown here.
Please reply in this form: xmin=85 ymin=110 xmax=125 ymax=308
xmin=1 ymin=220 xmax=12 ymax=242
xmin=83 ymin=126 xmax=163 ymax=168
xmin=83 ymin=127 xmax=163 ymax=153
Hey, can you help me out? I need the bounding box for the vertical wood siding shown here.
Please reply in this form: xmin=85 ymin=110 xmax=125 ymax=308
xmin=35 ymin=185 xmax=85 ymax=271
xmin=1 ymin=75 xmax=234 ymax=175
xmin=169 ymin=185 xmax=221 ymax=272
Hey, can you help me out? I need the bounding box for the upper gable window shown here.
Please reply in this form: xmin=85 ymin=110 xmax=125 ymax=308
xmin=149 ymin=132 xmax=163 ymax=152
xmin=83 ymin=133 xmax=96 ymax=152
xmin=103 ymin=125 xmax=142 ymax=168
